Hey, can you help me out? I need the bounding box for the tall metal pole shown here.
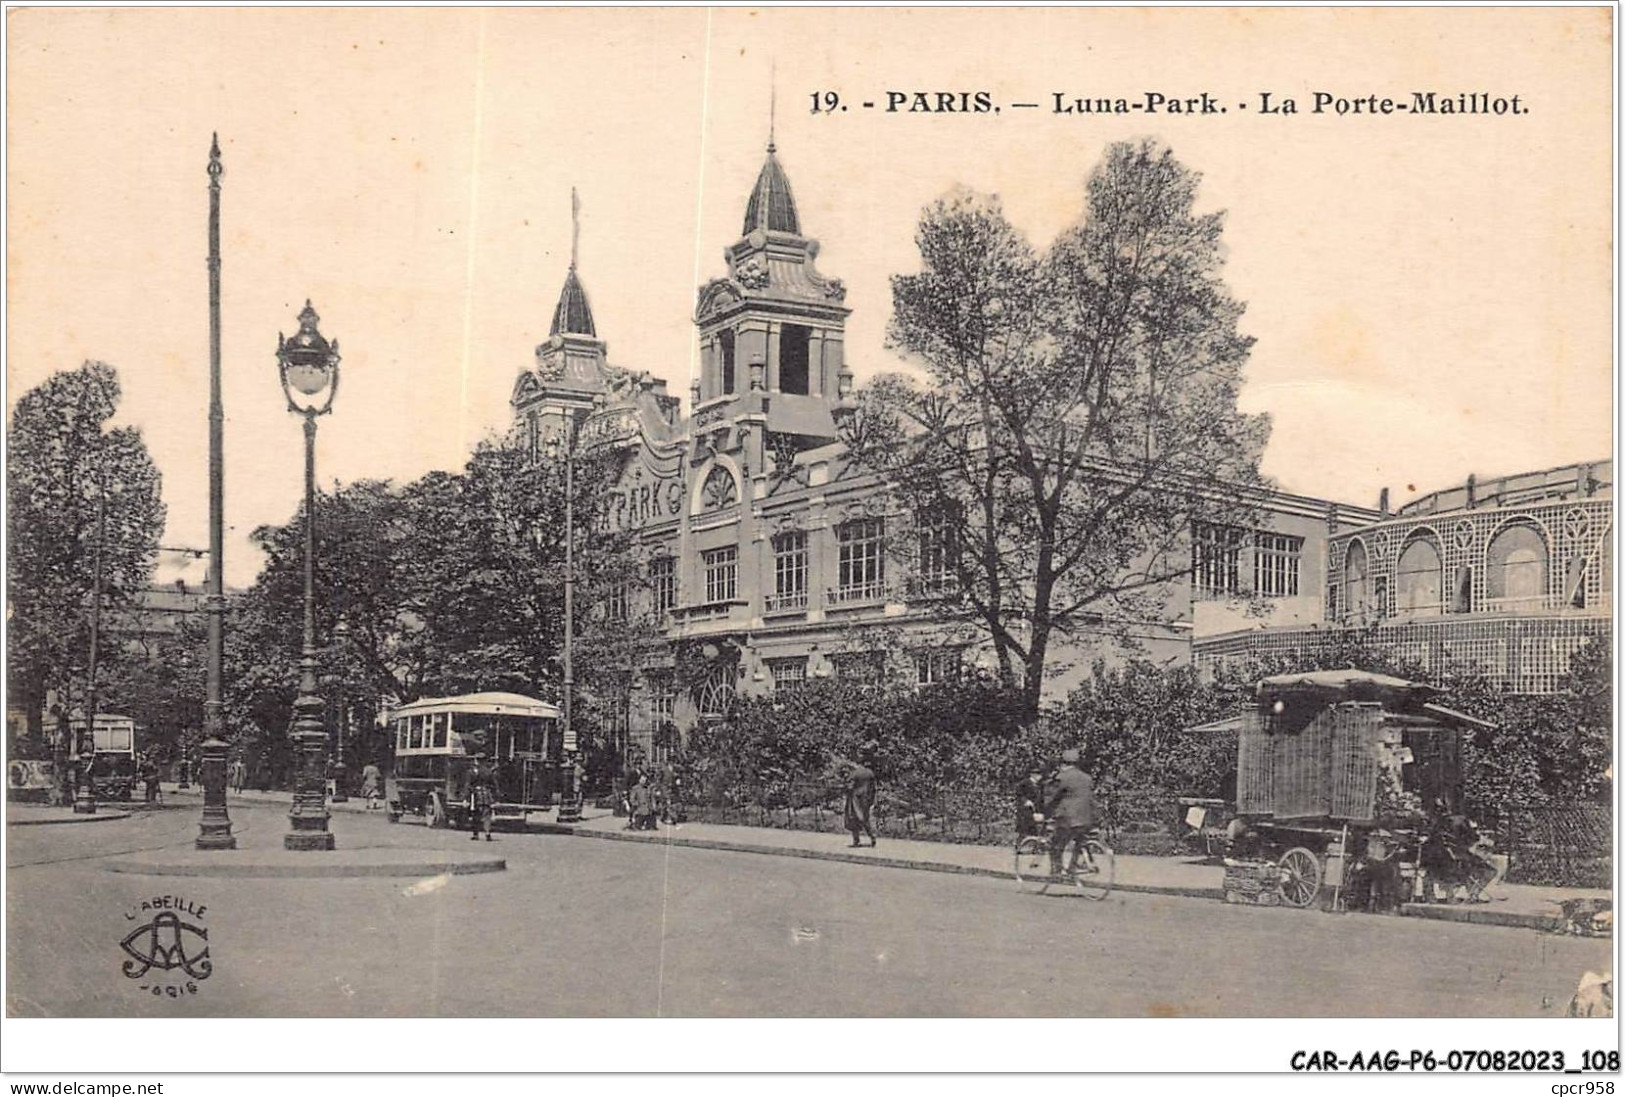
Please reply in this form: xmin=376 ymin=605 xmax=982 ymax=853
xmin=556 ymin=420 xmax=581 ymax=823
xmin=73 ymin=465 xmax=106 ymax=814
xmin=196 ymin=133 xmax=236 ymax=849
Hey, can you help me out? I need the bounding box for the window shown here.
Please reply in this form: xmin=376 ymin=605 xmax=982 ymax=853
xmin=834 ymin=517 xmax=886 ymax=602
xmin=703 ymin=546 xmax=738 ymax=603
xmin=833 ymin=651 xmax=887 ymax=683
xmin=1192 ymin=521 xmax=1244 ymax=597
xmin=1325 ymin=583 xmax=1340 ymax=619
xmin=646 ymin=675 xmax=675 ymax=730
xmin=768 ymin=657 xmax=807 ymax=692
xmin=916 ymin=508 xmax=959 ymax=594
xmin=1395 ymin=536 xmax=1444 ymax=614
xmin=1486 ymin=524 xmax=1548 ymax=608
xmin=650 ymin=557 xmax=676 ymax=617
xmin=770 ymin=531 xmax=808 ymax=610
xmin=526 ymin=412 xmax=540 ymax=461
xmin=1253 ymin=532 xmax=1302 ymax=598
xmin=914 ymin=647 xmax=962 ymax=686
xmin=433 ymin=713 xmax=448 ymax=750
xmin=1343 ymin=541 xmax=1371 ymax=617
xmin=605 ymin=580 xmax=629 ymax=622
xmin=779 ymin=324 xmax=811 ymax=395
xmin=719 ymin=329 xmax=736 ymax=395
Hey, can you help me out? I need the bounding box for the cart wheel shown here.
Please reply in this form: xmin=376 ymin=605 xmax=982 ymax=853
xmin=1278 ymin=846 xmax=1323 ymax=908
xmin=426 ymin=792 xmax=446 ymax=829
xmin=1075 ymin=838 xmax=1115 ymax=901
xmin=1014 ymin=836 xmax=1052 ymax=893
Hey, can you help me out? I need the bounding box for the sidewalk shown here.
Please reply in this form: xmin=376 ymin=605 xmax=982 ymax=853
xmin=163 ymin=784 xmax=1608 ymax=931
xmin=7 ymin=802 xmax=132 ymax=825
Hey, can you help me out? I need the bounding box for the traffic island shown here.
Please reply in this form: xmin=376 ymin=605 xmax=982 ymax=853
xmin=101 ymin=846 xmax=505 ymax=879
xmin=8 ymin=804 xmax=133 ymax=826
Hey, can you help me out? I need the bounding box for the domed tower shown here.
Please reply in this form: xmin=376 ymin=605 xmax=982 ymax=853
xmin=513 ymin=191 xmax=610 ymax=448
xmin=692 ymin=136 xmax=852 ymax=443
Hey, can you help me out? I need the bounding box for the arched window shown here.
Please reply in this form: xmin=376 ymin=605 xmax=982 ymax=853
xmin=1395 ymin=535 xmax=1443 ymax=614
xmin=694 ymin=668 xmax=736 ymax=722
xmin=1343 ymin=541 xmax=1371 ymax=617
xmin=1485 ymin=523 xmax=1548 ymax=608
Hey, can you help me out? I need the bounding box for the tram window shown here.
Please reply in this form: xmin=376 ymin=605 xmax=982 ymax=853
xmin=396 ymin=721 xmax=406 ymax=751
xmin=433 ymin=713 xmax=448 ymax=749
xmin=411 ymin=716 xmax=425 ymax=750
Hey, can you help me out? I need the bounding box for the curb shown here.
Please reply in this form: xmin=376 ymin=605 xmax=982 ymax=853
xmin=8 ymin=809 xmax=133 ymax=826
xmin=532 ymin=822 xmax=1225 ymax=900
xmin=1398 ymin=902 xmax=1561 ymax=932
xmin=102 ymin=848 xmax=507 ymax=879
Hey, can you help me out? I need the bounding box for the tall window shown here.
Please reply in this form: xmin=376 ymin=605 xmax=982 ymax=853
xmin=1395 ymin=536 xmax=1444 ymax=614
xmin=1343 ymin=541 xmax=1371 ymax=617
xmin=719 ymin=329 xmax=736 ymax=395
xmin=650 ymin=557 xmax=676 ymax=617
xmin=1486 ymin=524 xmax=1548 ymax=608
xmin=1253 ymin=532 xmax=1302 ymax=597
xmin=648 ymin=677 xmax=675 ymax=733
xmin=835 ymin=517 xmax=886 ymax=601
xmin=914 ymin=647 xmax=962 ymax=686
xmin=770 ymin=531 xmax=809 ymax=610
xmin=916 ymin=508 xmax=959 ymax=594
xmin=605 ymin=580 xmax=629 ymax=622
xmin=703 ymin=546 xmax=738 ymax=603
xmin=779 ymin=324 xmax=811 ymax=395
xmin=768 ymin=657 xmax=807 ymax=692
xmin=1192 ymin=521 xmax=1244 ymax=597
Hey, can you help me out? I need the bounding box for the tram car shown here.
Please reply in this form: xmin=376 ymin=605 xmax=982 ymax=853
xmin=384 ymin=692 xmax=562 ymax=828
xmin=1223 ymin=669 xmax=1493 ymax=909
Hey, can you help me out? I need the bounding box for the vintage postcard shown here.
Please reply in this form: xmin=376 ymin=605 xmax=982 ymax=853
xmin=3 ymin=4 xmax=1616 ymax=1080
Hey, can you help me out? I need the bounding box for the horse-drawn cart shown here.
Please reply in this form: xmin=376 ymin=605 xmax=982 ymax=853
xmin=1222 ymin=669 xmax=1494 ymax=910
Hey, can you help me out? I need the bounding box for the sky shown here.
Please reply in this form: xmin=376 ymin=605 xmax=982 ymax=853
xmin=6 ymin=7 xmax=1613 ymax=587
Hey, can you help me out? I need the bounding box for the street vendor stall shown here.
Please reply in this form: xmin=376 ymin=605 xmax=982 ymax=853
xmin=1219 ymin=669 xmax=1495 ymax=910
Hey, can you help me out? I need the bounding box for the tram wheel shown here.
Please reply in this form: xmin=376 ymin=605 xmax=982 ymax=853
xmin=1277 ymin=846 xmax=1323 ymax=908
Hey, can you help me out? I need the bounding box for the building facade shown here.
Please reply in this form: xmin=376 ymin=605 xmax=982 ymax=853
xmin=512 ymin=139 xmax=1388 ymax=759
xmin=1195 ymin=461 xmax=1613 ymax=694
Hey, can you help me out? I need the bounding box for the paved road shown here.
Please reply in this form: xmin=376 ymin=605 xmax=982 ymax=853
xmin=6 ymin=801 xmax=1609 ymax=1018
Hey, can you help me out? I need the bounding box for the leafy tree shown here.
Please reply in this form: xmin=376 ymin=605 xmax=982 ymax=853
xmin=7 ymin=361 xmax=164 ymax=741
xmin=850 ymin=141 xmax=1270 ymax=715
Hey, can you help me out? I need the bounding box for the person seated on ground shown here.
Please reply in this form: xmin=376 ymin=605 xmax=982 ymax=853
xmin=1420 ymin=805 xmax=1496 ymax=903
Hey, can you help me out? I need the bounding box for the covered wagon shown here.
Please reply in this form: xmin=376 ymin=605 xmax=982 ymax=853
xmin=1224 ymin=669 xmax=1493 ymax=909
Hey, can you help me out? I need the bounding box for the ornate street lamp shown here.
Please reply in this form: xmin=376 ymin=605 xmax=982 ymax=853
xmin=277 ymin=301 xmax=341 ymax=851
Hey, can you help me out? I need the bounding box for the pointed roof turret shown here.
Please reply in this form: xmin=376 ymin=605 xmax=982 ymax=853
xmin=742 ymin=143 xmax=800 ymax=236
xmin=549 ymin=267 xmax=596 ymax=337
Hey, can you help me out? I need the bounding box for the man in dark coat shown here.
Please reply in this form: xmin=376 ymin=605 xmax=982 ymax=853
xmin=1044 ymin=748 xmax=1098 ymax=877
xmin=628 ymin=773 xmax=658 ymax=831
xmin=843 ymin=757 xmax=877 ymax=848
xmin=467 ymin=760 xmax=495 ymax=841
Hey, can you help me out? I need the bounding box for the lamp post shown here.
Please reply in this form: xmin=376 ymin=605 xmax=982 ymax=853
xmin=277 ymin=301 xmax=341 ymax=851
xmin=196 ymin=133 xmax=236 ymax=849
xmin=546 ymin=403 xmax=594 ymax=824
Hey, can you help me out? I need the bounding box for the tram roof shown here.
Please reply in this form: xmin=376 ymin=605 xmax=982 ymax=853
xmin=389 ymin=692 xmax=560 ymax=720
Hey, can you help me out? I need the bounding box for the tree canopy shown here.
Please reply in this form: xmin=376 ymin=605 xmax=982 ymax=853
xmin=848 ymin=140 xmax=1271 ymax=714
xmin=7 ymin=361 xmax=165 ymax=736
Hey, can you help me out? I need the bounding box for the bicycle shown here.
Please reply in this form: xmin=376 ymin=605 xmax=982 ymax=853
xmin=1014 ymin=817 xmax=1115 ymax=901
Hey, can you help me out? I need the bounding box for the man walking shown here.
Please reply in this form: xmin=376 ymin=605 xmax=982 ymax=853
xmin=467 ymin=759 xmax=495 ymax=841
xmin=1044 ymin=748 xmax=1098 ymax=878
xmin=843 ymin=753 xmax=877 ymax=849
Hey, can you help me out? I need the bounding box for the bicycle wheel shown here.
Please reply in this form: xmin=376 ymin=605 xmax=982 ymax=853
xmin=1014 ymin=836 xmax=1053 ymax=892
xmin=1075 ymin=838 xmax=1115 ymax=901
